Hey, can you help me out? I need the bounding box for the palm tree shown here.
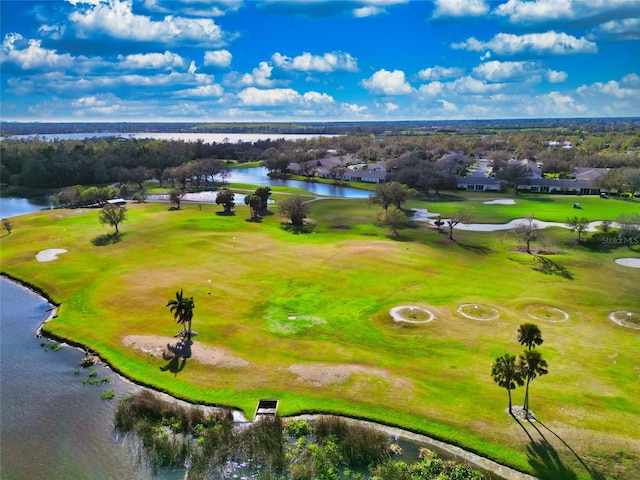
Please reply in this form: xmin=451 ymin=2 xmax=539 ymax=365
xmin=518 ymin=350 xmax=549 ymax=416
xmin=166 ymin=289 xmax=195 ymax=343
xmin=491 ymin=353 xmax=524 ymax=415
xmin=517 ymin=323 xmax=543 ymax=350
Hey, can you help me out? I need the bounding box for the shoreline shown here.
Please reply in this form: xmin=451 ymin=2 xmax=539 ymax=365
xmin=1 ymin=272 xmax=535 ymax=480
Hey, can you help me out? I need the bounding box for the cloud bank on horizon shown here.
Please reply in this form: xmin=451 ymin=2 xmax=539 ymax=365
xmin=1 ymin=0 xmax=639 ymax=122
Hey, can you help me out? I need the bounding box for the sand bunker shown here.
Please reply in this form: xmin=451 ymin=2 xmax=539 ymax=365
xmin=389 ymin=305 xmax=435 ymax=323
xmin=483 ymin=199 xmax=516 ymax=205
xmin=411 ymin=209 xmax=606 ymax=233
xmin=524 ymin=304 xmax=569 ymax=322
xmin=614 ymin=258 xmax=640 ymax=268
xmin=456 ymin=304 xmax=499 ymax=321
xmin=36 ymin=249 xmax=68 ymax=262
xmin=608 ymin=311 xmax=640 ymax=330
xmin=123 ymin=335 xmax=250 ymax=368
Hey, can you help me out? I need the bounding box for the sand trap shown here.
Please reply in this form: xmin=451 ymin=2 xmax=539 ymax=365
xmin=483 ymin=199 xmax=516 ymax=205
xmin=524 ymin=304 xmax=569 ymax=322
xmin=411 ymin=209 xmax=608 ymax=233
xmin=456 ymin=304 xmax=499 ymax=321
xmin=36 ymin=249 xmax=68 ymax=262
xmin=608 ymin=311 xmax=640 ymax=330
xmin=389 ymin=305 xmax=435 ymax=323
xmin=614 ymin=258 xmax=640 ymax=268
xmin=123 ymin=335 xmax=250 ymax=368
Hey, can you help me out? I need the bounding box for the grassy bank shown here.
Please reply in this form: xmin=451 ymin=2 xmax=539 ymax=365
xmin=1 ymin=195 xmax=638 ymax=479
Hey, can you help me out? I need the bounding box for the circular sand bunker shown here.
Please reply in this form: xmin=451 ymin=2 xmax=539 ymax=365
xmin=457 ymin=304 xmax=499 ymax=321
xmin=389 ymin=306 xmax=435 ymax=323
xmin=614 ymin=258 xmax=640 ymax=268
xmin=36 ymin=249 xmax=68 ymax=262
xmin=609 ymin=311 xmax=640 ymax=330
xmin=525 ymin=304 xmax=569 ymax=322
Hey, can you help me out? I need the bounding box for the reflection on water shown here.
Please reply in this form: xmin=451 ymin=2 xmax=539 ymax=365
xmin=228 ymin=167 xmax=372 ymax=198
xmin=0 ymin=197 xmax=52 ymax=218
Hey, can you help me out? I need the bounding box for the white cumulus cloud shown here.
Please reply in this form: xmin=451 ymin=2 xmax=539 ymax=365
xmin=174 ymin=84 xmax=224 ymax=98
xmin=494 ymin=0 xmax=640 ymax=26
xmin=417 ymin=81 xmax=445 ymax=97
xmin=68 ymin=0 xmax=226 ymax=46
xmin=452 ymin=31 xmax=597 ymax=56
xmin=272 ymin=51 xmax=358 ymax=73
xmin=546 ymin=70 xmax=568 ymax=83
xmin=433 ymin=0 xmax=489 ymax=18
xmin=237 ymin=62 xmax=276 ymax=87
xmin=117 ymin=51 xmax=187 ymax=70
xmin=237 ymin=87 xmax=335 ymax=107
xmin=418 ymin=65 xmax=464 ymax=80
xmin=360 ymin=69 xmax=414 ymax=95
xmin=1 ymin=33 xmax=74 ymax=70
xmin=594 ymin=18 xmax=640 ymax=40
xmin=493 ymin=0 xmax=571 ymax=23
xmin=204 ymin=50 xmax=232 ymax=68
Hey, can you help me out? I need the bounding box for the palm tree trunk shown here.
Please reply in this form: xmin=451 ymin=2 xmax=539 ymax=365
xmin=524 ymin=377 xmax=531 ymax=413
xmin=508 ymin=389 xmax=513 ymax=415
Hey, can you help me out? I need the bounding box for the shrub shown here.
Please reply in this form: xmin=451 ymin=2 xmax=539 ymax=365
xmin=286 ymin=419 xmax=313 ymax=438
xmin=315 ymin=416 xmax=390 ymax=468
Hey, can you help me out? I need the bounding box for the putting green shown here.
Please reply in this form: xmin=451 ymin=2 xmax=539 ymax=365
xmin=524 ymin=304 xmax=569 ymax=322
xmin=389 ymin=305 xmax=435 ymax=323
xmin=456 ymin=303 xmax=499 ymax=321
xmin=609 ymin=311 xmax=640 ymax=329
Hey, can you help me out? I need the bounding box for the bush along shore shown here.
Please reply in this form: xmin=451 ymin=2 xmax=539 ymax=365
xmin=115 ymin=390 xmax=487 ymax=480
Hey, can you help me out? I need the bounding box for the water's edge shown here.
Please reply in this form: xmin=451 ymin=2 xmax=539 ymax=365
xmin=1 ymin=272 xmax=534 ymax=480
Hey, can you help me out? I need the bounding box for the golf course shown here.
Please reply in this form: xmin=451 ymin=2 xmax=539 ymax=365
xmin=1 ymin=191 xmax=639 ymax=479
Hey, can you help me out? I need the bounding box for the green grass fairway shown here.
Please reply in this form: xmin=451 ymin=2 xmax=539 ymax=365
xmin=407 ymin=193 xmax=640 ymax=224
xmin=2 ymin=197 xmax=639 ymax=479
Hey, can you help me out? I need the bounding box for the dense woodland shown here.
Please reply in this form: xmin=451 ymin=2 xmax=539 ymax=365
xmin=1 ymin=120 xmax=639 ymax=198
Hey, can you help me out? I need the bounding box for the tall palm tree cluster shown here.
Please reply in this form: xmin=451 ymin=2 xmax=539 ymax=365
xmin=491 ymin=323 xmax=548 ymax=418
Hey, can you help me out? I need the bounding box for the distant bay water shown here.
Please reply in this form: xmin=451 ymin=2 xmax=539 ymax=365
xmin=4 ymin=132 xmax=336 ymax=143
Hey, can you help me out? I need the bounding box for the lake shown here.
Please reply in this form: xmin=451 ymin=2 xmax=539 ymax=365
xmin=0 ymin=277 xmax=186 ymax=480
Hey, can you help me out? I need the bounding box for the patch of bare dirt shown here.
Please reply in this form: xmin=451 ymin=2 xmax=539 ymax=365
xmin=287 ymin=363 xmax=411 ymax=390
xmin=123 ymin=335 xmax=250 ymax=369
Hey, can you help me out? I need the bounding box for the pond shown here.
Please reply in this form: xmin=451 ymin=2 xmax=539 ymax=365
xmin=0 ymin=196 xmax=52 ymax=218
xmin=227 ymin=167 xmax=372 ymax=198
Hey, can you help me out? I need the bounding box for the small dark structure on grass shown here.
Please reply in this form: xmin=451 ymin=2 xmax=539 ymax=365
xmin=254 ymin=399 xmax=279 ymax=422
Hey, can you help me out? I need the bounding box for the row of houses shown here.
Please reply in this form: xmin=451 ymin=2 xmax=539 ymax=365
xmin=456 ymin=166 xmax=609 ymax=194
xmin=287 ymin=154 xmax=611 ymax=194
xmin=288 ymin=155 xmax=387 ymax=184
xmin=456 ymin=176 xmax=602 ymax=194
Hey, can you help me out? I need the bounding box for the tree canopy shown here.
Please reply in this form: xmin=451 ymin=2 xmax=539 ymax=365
xmin=278 ymin=195 xmax=310 ymax=227
xmin=98 ymin=204 xmax=127 ymax=234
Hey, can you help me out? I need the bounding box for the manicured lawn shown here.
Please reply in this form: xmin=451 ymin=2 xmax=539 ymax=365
xmin=407 ymin=193 xmax=640 ymax=224
xmin=1 ymin=196 xmax=639 ymax=479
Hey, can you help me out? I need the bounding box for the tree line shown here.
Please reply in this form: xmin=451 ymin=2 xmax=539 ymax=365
xmin=2 ymin=126 xmax=638 ymax=194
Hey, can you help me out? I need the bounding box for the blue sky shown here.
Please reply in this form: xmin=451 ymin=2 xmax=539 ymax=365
xmin=1 ymin=0 xmax=639 ymax=122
